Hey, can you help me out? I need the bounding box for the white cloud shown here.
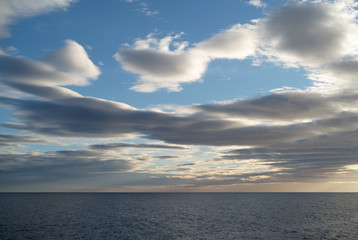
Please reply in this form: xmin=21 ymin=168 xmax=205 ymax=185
xmin=114 ymin=34 xmax=209 ymax=92
xmin=307 ymin=59 xmax=358 ymax=94
xmin=6 ymin=46 xmax=19 ymax=55
xmin=85 ymin=44 xmax=93 ymax=50
xmin=144 ymin=10 xmax=159 ymax=16
xmin=0 ymin=0 xmax=74 ymax=38
xmin=46 ymin=39 xmax=101 ymax=85
xmin=122 ymin=0 xmax=159 ymax=17
xmin=247 ymin=0 xmax=266 ymax=8
xmin=194 ymin=24 xmax=257 ymax=59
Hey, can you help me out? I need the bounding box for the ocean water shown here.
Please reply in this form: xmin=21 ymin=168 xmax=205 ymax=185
xmin=0 ymin=193 xmax=357 ymax=239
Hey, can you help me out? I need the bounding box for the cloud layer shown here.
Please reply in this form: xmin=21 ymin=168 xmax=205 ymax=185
xmin=1 ymin=0 xmax=358 ymax=190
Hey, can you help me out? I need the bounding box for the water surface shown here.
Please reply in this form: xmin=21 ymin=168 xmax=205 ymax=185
xmin=1 ymin=193 xmax=357 ymax=239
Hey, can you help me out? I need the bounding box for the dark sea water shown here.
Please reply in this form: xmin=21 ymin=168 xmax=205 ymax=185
xmin=1 ymin=193 xmax=358 ymax=240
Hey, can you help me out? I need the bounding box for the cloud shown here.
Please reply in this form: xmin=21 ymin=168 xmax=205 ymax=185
xmin=0 ymin=40 xmax=100 ymax=99
xmin=328 ymin=60 xmax=358 ymax=80
xmin=0 ymin=0 xmax=74 ymax=38
xmin=0 ymin=133 xmax=49 ymax=147
xmin=0 ymin=1 xmax=97 ymax=100
xmin=2 ymin=91 xmax=358 ymax=187
xmin=218 ymin=129 xmax=358 ymax=182
xmin=247 ymin=0 xmax=266 ymax=8
xmin=258 ymin=0 xmax=358 ymax=66
xmin=197 ymin=92 xmax=337 ymax=121
xmin=2 ymin=91 xmax=357 ymax=148
xmin=0 ymin=95 xmax=178 ymax=137
xmin=253 ymin=0 xmax=358 ymax=96
xmin=4 ymin=82 xmax=83 ymax=99
xmin=194 ymin=24 xmax=257 ymax=59
xmin=0 ymin=54 xmax=77 ymax=86
xmin=139 ymin=2 xmax=159 ymax=16
xmin=114 ymin=34 xmax=209 ymax=92
xmin=2 ymin=0 xmax=358 ymax=190
xmin=0 ymin=140 xmax=192 ymax=188
xmin=45 ymin=39 xmax=101 ymax=83
xmin=0 ymin=149 xmax=133 ymax=186
xmin=122 ymin=0 xmax=159 ymax=17
xmin=307 ymin=59 xmax=358 ymax=93
xmin=90 ymin=142 xmax=186 ymax=150
xmin=5 ymin=46 xmax=19 ymax=55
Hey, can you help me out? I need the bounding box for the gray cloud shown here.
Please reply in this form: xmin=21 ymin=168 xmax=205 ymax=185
xmin=2 ymin=93 xmax=357 ymax=147
xmin=178 ymin=163 xmax=195 ymax=166
xmin=197 ymin=92 xmax=336 ymax=120
xmin=259 ymin=1 xmax=358 ymax=66
xmin=5 ymin=82 xmax=82 ymax=99
xmin=156 ymin=155 xmax=181 ymax=160
xmin=0 ymin=150 xmax=133 ymax=187
xmin=215 ymin=127 xmax=358 ymax=183
xmin=2 ymin=94 xmax=358 ymax=187
xmin=0 ymin=54 xmax=76 ymax=85
xmin=0 ymin=140 xmax=191 ymax=188
xmin=0 ymin=95 xmax=277 ymax=144
xmin=328 ymin=60 xmax=358 ymax=78
xmin=91 ymin=142 xmax=186 ymax=150
xmin=1 ymin=96 xmax=177 ymax=137
xmin=0 ymin=133 xmax=48 ymax=147
xmin=308 ymin=60 xmax=358 ymax=92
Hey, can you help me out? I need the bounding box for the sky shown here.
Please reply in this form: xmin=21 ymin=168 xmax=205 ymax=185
xmin=1 ymin=0 xmax=358 ymax=192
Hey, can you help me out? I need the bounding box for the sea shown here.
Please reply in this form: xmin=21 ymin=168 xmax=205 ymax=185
xmin=0 ymin=193 xmax=357 ymax=239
